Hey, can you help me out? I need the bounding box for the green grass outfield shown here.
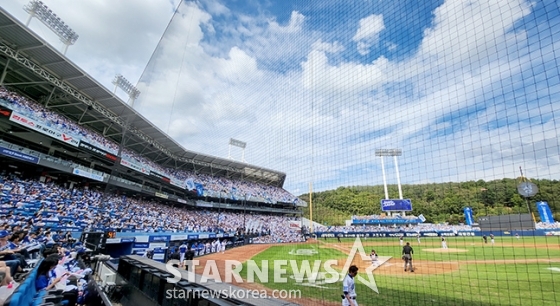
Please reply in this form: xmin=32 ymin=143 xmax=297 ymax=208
xmin=241 ymin=236 xmax=560 ymax=306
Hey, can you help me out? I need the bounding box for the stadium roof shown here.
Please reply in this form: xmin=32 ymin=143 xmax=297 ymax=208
xmin=0 ymin=7 xmax=286 ymax=186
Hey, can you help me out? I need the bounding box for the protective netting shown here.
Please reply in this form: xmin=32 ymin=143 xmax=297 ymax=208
xmin=132 ymin=1 xmax=560 ymax=305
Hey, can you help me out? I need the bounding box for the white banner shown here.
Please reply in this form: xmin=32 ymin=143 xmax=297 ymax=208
xmin=72 ymin=168 xmax=104 ymax=182
xmin=9 ymin=111 xmax=80 ymax=147
xmin=120 ymin=158 xmax=148 ymax=174
xmin=155 ymin=192 xmax=169 ymax=199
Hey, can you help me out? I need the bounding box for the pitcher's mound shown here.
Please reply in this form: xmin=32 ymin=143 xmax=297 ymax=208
xmin=423 ymin=248 xmax=468 ymax=253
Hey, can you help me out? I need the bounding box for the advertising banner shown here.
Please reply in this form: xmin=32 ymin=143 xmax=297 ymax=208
xmin=120 ymin=158 xmax=148 ymax=174
xmin=537 ymin=201 xmax=555 ymax=224
xmin=381 ymin=199 xmax=412 ymax=211
xmin=9 ymin=111 xmax=79 ymax=147
xmin=0 ymin=146 xmax=39 ymax=164
xmin=463 ymin=207 xmax=474 ymax=226
xmin=78 ymin=141 xmax=118 ymax=162
xmin=155 ymin=192 xmax=168 ymax=199
xmin=72 ymin=168 xmax=104 ymax=182
xmin=149 ymin=171 xmax=171 ymax=183
xmin=0 ymin=107 xmax=12 ymax=118
xmin=352 ymin=218 xmax=421 ymax=225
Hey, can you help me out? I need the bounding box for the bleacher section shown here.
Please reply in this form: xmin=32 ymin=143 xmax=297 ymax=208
xmin=0 ymin=87 xmax=306 ymax=207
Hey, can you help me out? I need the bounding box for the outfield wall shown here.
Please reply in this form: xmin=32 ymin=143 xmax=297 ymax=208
xmin=315 ymin=229 xmax=560 ymax=238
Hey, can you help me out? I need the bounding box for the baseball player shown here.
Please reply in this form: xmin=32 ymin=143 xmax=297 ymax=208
xmin=416 ymin=232 xmax=421 ymax=245
xmin=441 ymin=236 xmax=448 ymax=249
xmin=370 ymin=249 xmax=378 ymax=266
xmin=179 ymin=242 xmax=188 ymax=267
xmin=342 ymin=265 xmax=359 ymax=306
xmin=515 ymin=233 xmax=520 ymax=239
xmin=221 ymin=239 xmax=227 ymax=253
xmin=399 ymin=235 xmax=404 ymax=246
xmin=490 ymin=234 xmax=495 ymax=245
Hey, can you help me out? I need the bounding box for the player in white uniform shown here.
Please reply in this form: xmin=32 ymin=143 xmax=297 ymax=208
xmin=399 ymin=235 xmax=404 ymax=246
xmin=221 ymin=240 xmax=226 ymax=253
xmin=441 ymin=237 xmax=448 ymax=249
xmin=370 ymin=250 xmax=378 ymax=266
xmin=416 ymin=232 xmax=421 ymax=245
xmin=179 ymin=243 xmax=188 ymax=267
xmin=342 ymin=265 xmax=359 ymax=306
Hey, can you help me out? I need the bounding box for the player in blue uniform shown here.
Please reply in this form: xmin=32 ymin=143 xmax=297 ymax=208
xmin=179 ymin=242 xmax=188 ymax=268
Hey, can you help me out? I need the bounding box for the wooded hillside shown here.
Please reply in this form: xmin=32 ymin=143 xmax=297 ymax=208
xmin=299 ymin=178 xmax=560 ymax=226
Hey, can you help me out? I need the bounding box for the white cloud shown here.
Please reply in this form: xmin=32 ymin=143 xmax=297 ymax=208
xmin=311 ymin=39 xmax=345 ymax=53
xmin=353 ymin=14 xmax=385 ymax=55
xmin=269 ymin=11 xmax=305 ymax=33
xmin=4 ymin=0 xmax=558 ymax=197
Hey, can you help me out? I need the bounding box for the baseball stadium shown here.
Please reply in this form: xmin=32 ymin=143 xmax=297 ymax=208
xmin=0 ymin=1 xmax=559 ymax=306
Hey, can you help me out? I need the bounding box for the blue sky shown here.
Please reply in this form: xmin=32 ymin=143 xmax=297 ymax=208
xmin=3 ymin=0 xmax=560 ymax=196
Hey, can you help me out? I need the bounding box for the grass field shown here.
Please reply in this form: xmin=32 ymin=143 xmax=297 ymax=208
xmin=241 ymin=236 xmax=560 ymax=306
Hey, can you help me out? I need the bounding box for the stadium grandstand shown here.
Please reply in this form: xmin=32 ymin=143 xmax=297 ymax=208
xmin=1 ymin=1 xmax=559 ymax=306
xmin=0 ymin=6 xmax=305 ymax=306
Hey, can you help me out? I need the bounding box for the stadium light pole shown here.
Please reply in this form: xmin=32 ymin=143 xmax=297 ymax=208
xmin=375 ymin=149 xmax=404 ymax=215
xmin=23 ymin=0 xmax=79 ymax=55
xmin=228 ymin=138 xmax=247 ymax=162
xmin=112 ymin=74 xmax=141 ymax=107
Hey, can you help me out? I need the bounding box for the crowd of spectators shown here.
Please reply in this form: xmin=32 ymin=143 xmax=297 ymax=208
xmin=0 ymin=174 xmax=304 ymax=241
xmin=0 ymin=87 xmax=305 ymax=206
xmin=0 ymin=170 xmax=305 ymax=303
xmin=535 ymin=222 xmax=560 ymax=229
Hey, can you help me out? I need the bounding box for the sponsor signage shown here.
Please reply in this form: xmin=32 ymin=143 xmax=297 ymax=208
xmin=537 ymin=201 xmax=555 ymax=224
xmin=196 ymin=201 xmax=213 ymax=208
xmin=0 ymin=146 xmax=39 ymax=164
xmin=0 ymin=107 xmax=12 ymax=118
xmin=106 ymin=238 xmax=122 ymax=244
xmin=150 ymin=171 xmax=171 ymax=183
xmin=170 ymin=178 xmax=186 ymax=189
xmin=155 ymin=192 xmax=169 ymax=199
xmin=72 ymin=168 xmax=104 ymax=182
xmin=149 ymin=235 xmax=170 ymax=242
xmin=289 ymin=221 xmax=301 ymax=229
xmin=352 ymin=218 xmax=420 ymax=225
xmin=120 ymin=158 xmax=147 ymax=174
xmin=187 ymin=235 xmax=199 ymax=240
xmin=133 ymin=243 xmax=149 ymax=249
xmin=9 ymin=111 xmax=79 ymax=147
xmin=381 ymin=199 xmax=412 ymax=211
xmin=463 ymin=207 xmax=474 ymax=225
xmin=78 ymin=141 xmax=117 ymax=162
xmin=316 ymin=231 xmax=476 ymax=238
xmin=170 ymin=235 xmax=187 ymax=241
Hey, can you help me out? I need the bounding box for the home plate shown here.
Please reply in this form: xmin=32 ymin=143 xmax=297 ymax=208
xmin=363 ymin=256 xmax=392 ymax=271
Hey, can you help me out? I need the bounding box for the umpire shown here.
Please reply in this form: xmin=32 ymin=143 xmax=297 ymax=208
xmin=402 ymin=242 xmax=414 ymax=272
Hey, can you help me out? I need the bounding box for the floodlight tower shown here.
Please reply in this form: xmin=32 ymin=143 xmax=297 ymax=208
xmin=228 ymin=138 xmax=247 ymax=162
xmin=375 ymin=149 xmax=404 ymax=215
xmin=112 ymin=75 xmax=141 ymax=107
xmin=23 ymin=0 xmax=79 ymax=55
